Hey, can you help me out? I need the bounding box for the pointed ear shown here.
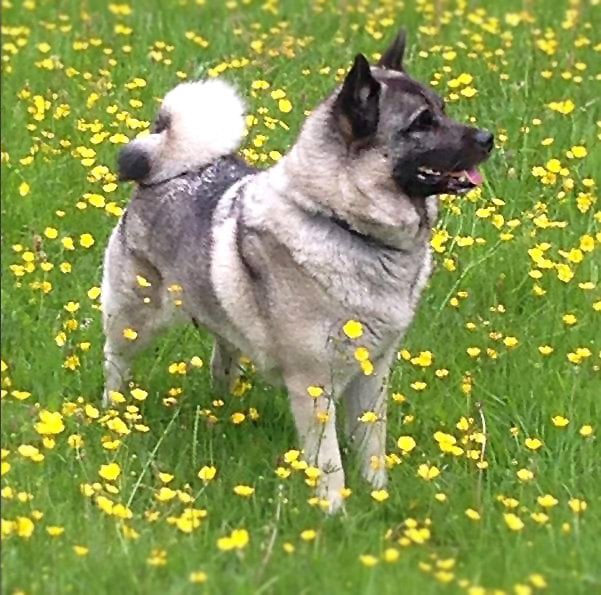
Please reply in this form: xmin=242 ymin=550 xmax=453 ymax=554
xmin=378 ymin=29 xmax=406 ymax=71
xmin=333 ymin=53 xmax=381 ymax=140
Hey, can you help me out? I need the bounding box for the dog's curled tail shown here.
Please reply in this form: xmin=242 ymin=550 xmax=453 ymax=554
xmin=118 ymin=79 xmax=246 ymax=184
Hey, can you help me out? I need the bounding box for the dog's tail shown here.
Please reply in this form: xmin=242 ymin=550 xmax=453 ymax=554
xmin=118 ymin=79 xmax=246 ymax=184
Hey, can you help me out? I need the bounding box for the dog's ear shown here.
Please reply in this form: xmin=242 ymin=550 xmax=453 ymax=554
xmin=378 ymin=29 xmax=406 ymax=71
xmin=334 ymin=53 xmax=381 ymax=140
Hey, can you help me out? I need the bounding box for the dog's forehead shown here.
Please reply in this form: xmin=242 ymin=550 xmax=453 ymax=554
xmin=375 ymin=70 xmax=442 ymax=110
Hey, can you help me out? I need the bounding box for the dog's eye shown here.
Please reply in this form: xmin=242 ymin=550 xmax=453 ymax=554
xmin=410 ymin=109 xmax=434 ymax=130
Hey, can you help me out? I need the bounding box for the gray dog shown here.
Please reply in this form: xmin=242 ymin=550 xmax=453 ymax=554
xmin=102 ymin=30 xmax=493 ymax=512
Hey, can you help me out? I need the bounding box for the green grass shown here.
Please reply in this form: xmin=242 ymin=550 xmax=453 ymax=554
xmin=1 ymin=0 xmax=600 ymax=593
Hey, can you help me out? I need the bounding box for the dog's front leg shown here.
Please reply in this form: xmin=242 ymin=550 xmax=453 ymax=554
xmin=285 ymin=376 xmax=345 ymax=514
xmin=343 ymin=349 xmax=395 ymax=489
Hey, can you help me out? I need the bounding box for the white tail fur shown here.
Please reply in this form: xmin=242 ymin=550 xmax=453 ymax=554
xmin=118 ymin=78 xmax=246 ymax=184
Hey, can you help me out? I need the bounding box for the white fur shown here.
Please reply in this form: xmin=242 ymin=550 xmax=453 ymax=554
xmin=138 ymin=79 xmax=246 ymax=184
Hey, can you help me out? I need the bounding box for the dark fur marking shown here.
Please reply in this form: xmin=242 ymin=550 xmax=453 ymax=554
xmin=334 ymin=54 xmax=381 ymax=140
xmin=118 ymin=145 xmax=151 ymax=181
xmin=328 ymin=212 xmax=406 ymax=253
xmin=378 ymin=29 xmax=406 ymax=71
xmin=153 ymin=112 xmax=171 ymax=133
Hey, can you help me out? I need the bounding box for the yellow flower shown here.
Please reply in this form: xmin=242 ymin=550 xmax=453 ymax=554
xmin=556 ymin=263 xmax=574 ymax=283
xmin=155 ymin=487 xmax=177 ymax=502
xmin=275 ymin=466 xmax=291 ymax=479
xmin=465 ymin=508 xmax=481 ymax=521
xmin=231 ymin=412 xmax=246 ymax=424
xmin=35 ymin=410 xmax=65 ymax=435
xmin=545 ymin=158 xmax=562 ymax=173
xmin=16 ymin=516 xmax=35 ymax=538
xmin=233 ymin=485 xmax=255 ymax=497
xmin=67 ymin=434 xmax=83 ymax=448
xmin=531 ymin=512 xmax=549 ymax=525
xmin=359 ymin=554 xmax=379 ymax=567
xmin=278 ymin=98 xmax=292 ymax=113
xmin=87 ymin=286 xmax=101 ymax=300
xmin=537 ymin=494 xmax=558 ymax=508
xmin=360 ymin=360 xmax=374 ymax=375
xmin=136 ymin=275 xmax=152 ymax=287
xmin=579 ymin=425 xmax=593 ymax=437
xmin=370 ymin=489 xmax=389 ymax=502
xmin=189 ymin=571 xmax=208 ymax=584
xmin=122 ymin=328 xmax=138 ymax=341
xmin=417 ymin=464 xmax=440 ymax=481
xmin=524 ymin=437 xmax=543 ymax=450
xmin=98 ymin=463 xmax=121 ymax=481
xmin=73 ymin=545 xmax=89 ymax=556
xmin=146 ymin=548 xmax=167 ymax=566
xmin=300 ymin=529 xmax=317 ymax=541
xmin=342 ymin=319 xmax=363 ymax=339
xmin=107 ymin=391 xmax=126 ymax=404
xmin=503 ymin=513 xmax=524 ymax=531
xmin=397 ymin=435 xmax=416 ymax=452
xmin=383 ymin=548 xmax=399 ymax=563
xmin=306 ymin=385 xmax=323 ymax=398
xmin=568 ymin=498 xmax=587 ymax=513
xmin=284 ymin=449 xmax=300 ymax=463
xmin=359 ymin=410 xmax=379 ymax=423
xmin=130 ymin=388 xmax=148 ymax=401
xmin=547 ymin=99 xmax=575 ymax=115
xmin=411 ymin=351 xmax=433 ymax=367
xmin=301 ymin=467 xmax=319 ymax=483
xmin=516 ymin=468 xmax=534 ymax=482
xmin=570 ymin=145 xmax=587 ymax=158
xmin=410 ymin=381 xmax=427 ymax=391
xmin=551 ymin=415 xmax=569 ymax=427
xmin=79 ymin=233 xmax=95 ymax=248
xmin=46 ymin=526 xmax=65 ymax=537
xmin=197 ymin=465 xmax=217 ymax=481
xmin=529 ymin=574 xmax=547 ymax=589
xmin=217 ymin=528 xmax=249 ymax=551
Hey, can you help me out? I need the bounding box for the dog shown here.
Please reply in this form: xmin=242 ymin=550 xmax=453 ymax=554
xmin=101 ymin=29 xmax=493 ymax=513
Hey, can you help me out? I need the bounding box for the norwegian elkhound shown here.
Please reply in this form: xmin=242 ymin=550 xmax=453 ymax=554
xmin=102 ymin=30 xmax=493 ymax=512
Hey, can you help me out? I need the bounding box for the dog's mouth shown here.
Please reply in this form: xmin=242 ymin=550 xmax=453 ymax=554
xmin=413 ymin=165 xmax=483 ymax=194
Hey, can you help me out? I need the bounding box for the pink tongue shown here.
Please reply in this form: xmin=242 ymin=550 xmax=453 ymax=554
xmin=465 ymin=167 xmax=483 ymax=186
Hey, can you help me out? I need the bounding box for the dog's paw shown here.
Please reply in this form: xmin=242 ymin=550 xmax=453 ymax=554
xmin=363 ymin=465 xmax=388 ymax=490
xmin=316 ymin=471 xmax=347 ymax=515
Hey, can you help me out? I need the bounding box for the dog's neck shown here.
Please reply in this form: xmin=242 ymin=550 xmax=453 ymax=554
xmin=270 ymin=101 xmax=437 ymax=251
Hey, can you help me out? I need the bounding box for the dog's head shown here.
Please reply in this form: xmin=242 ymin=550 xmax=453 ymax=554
xmin=332 ymin=29 xmax=493 ymax=197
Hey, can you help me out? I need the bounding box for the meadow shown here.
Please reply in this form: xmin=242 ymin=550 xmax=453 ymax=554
xmin=1 ymin=0 xmax=600 ymax=593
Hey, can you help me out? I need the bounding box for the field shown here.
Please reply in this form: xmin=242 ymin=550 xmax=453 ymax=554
xmin=1 ymin=0 xmax=600 ymax=593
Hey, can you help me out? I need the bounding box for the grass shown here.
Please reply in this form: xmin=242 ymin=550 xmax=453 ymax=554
xmin=1 ymin=0 xmax=600 ymax=593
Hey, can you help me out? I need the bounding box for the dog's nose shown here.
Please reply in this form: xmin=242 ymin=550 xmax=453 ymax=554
xmin=474 ymin=129 xmax=494 ymax=152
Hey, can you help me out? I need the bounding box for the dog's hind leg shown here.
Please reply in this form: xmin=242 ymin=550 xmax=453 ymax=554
xmin=101 ymin=230 xmax=172 ymax=407
xmin=209 ymin=337 xmax=241 ymax=394
xmin=343 ymin=348 xmax=395 ymax=489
